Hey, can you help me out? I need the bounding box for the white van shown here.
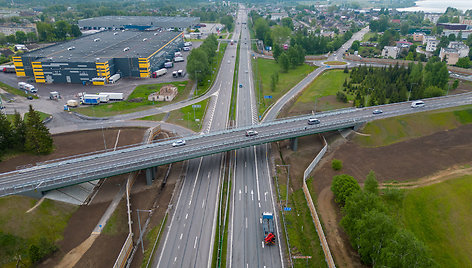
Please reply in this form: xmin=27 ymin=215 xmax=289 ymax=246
xmin=411 ymin=100 xmax=425 ymax=108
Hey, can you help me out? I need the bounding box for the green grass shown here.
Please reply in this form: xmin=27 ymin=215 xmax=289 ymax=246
xmin=229 ymin=41 xmax=240 ymax=121
xmin=382 ymin=175 xmax=472 ymax=267
xmin=102 ymin=200 xmax=127 ymax=235
xmin=0 ymin=81 xmax=29 ymax=97
xmin=0 ymin=196 xmax=76 ymax=266
xmin=253 ymin=58 xmax=316 ymax=116
xmin=75 ymin=81 xmax=190 ymax=117
xmin=323 ymin=61 xmax=347 ymax=65
xmin=138 ymin=113 xmax=166 ymax=122
xmin=166 ymin=98 xmax=209 ymax=132
xmin=361 ymin=32 xmax=377 ymax=42
xmin=5 ymin=111 xmax=51 ymax=122
xmin=354 ymin=104 xmax=472 ymax=147
xmin=141 ymin=213 xmax=168 ymax=268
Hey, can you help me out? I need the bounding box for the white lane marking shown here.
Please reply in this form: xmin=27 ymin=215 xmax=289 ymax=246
xmin=245 ymin=162 xmax=246 ymax=168
xmin=262 ymin=241 xmax=264 ymax=249
xmin=264 ymin=192 xmax=268 ymax=202
xmin=185 ymin=213 xmax=188 ymax=219
xmin=202 ymin=200 xmax=205 ymax=208
xmin=239 ymin=189 xmax=242 ymax=200
xmin=253 ymin=146 xmax=261 ymax=201
xmin=245 ymin=217 xmax=248 ymax=229
xmin=251 ymin=190 xmax=254 ymax=201
xmin=179 ymin=233 xmax=183 ymax=240
xmin=229 ymin=152 xmax=237 ymax=268
xmin=194 ymin=236 xmax=198 ymax=248
xmin=178 ymin=244 xmax=180 ymax=250
xmin=174 ymin=257 xmax=177 ymax=263
xmin=188 ymin=158 xmax=204 ymax=207
xmin=245 ymin=185 xmax=247 ymax=194
xmin=260 ymin=218 xmax=262 ymax=224
xmin=259 ymin=202 xmax=261 ymax=208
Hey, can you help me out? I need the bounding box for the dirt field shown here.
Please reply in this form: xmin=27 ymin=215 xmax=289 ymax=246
xmin=310 ymin=124 xmax=472 ymax=267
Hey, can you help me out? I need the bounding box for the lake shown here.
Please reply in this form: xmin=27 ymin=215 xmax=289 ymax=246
xmin=397 ymin=0 xmax=472 ymax=13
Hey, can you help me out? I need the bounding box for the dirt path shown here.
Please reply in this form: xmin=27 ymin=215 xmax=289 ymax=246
xmin=318 ymin=187 xmax=364 ymax=268
xmin=381 ymin=165 xmax=472 ymax=189
xmin=55 ymin=235 xmax=98 ymax=268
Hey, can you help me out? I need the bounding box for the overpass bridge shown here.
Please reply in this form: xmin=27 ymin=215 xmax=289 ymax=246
xmin=1 ymin=93 xmax=471 ymax=197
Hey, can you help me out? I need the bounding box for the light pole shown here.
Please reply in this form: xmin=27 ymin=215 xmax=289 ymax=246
xmin=136 ymin=209 xmax=152 ymax=254
xmin=408 ymin=82 xmax=418 ymax=102
xmin=276 ymin=164 xmax=290 ymax=207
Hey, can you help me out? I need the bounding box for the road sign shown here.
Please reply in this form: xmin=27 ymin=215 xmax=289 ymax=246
xmin=192 ymin=104 xmax=201 ymax=108
xmin=284 ymin=207 xmax=292 ymax=211
xmin=264 ymin=95 xmax=273 ymax=99
xmin=326 ymin=65 xmax=331 ymax=68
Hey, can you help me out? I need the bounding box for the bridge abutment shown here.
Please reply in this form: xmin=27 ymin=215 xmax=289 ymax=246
xmin=22 ymin=189 xmax=44 ymax=199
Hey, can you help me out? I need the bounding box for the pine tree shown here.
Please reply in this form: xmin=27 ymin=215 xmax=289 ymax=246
xmin=25 ymin=105 xmax=53 ymax=155
xmin=12 ymin=111 xmax=26 ymax=151
xmin=0 ymin=112 xmax=12 ymax=154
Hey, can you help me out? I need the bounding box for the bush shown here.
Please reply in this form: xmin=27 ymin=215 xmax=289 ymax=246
xmin=336 ymin=91 xmax=348 ymax=103
xmin=331 ymin=159 xmax=343 ymax=170
xmin=331 ymin=174 xmax=360 ymax=205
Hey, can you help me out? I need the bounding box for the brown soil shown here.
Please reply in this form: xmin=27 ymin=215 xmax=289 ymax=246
xmin=311 ymin=124 xmax=472 ymax=267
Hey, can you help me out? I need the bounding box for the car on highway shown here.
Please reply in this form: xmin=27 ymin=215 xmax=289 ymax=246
xmin=245 ymin=130 xmax=258 ymax=137
xmin=411 ymin=100 xmax=425 ymax=108
xmin=372 ymin=109 xmax=383 ymax=114
xmin=172 ymin=140 xmax=186 ymax=147
xmin=307 ymin=118 xmax=320 ymax=125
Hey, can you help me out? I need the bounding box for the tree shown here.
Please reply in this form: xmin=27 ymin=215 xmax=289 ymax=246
xmin=220 ymin=15 xmax=234 ymax=32
xmin=0 ymin=112 xmax=12 ymax=154
xmin=331 ymin=159 xmax=343 ymax=170
xmin=5 ymin=34 xmax=15 ymax=44
xmin=26 ymin=31 xmax=37 ymax=43
xmin=336 ymin=91 xmax=348 ymax=103
xmin=11 ymin=111 xmax=26 ymax=151
xmin=69 ymin=24 xmax=82 ymax=38
xmin=452 ymin=79 xmax=459 ymax=89
xmin=331 ymin=174 xmax=360 ymax=205
xmin=364 ymin=170 xmax=379 ymax=195
xmin=254 ymin=18 xmax=269 ymax=41
xmin=187 ymin=49 xmax=209 ymax=81
xmin=281 ymin=17 xmax=294 ymax=30
xmin=54 ymin=20 xmax=70 ymax=40
xmin=379 ymin=229 xmax=435 ymax=268
xmin=400 ymin=22 xmax=409 ymax=35
xmin=24 ymin=105 xmax=53 ymax=155
xmin=456 ymin=57 xmax=471 ymax=68
xmin=351 ymin=40 xmax=360 ymax=51
xmin=279 ymin=52 xmax=290 ymax=73
xmin=15 ymin=31 xmax=26 ymax=44
xmin=270 ymin=73 xmax=277 ymax=92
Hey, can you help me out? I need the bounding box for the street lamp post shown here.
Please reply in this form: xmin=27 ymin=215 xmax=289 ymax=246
xmin=276 ymin=164 xmax=290 ymax=207
xmin=136 ymin=209 xmax=152 ymax=254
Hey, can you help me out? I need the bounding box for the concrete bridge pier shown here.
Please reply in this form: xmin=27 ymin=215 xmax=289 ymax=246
xmin=290 ymin=137 xmax=298 ymax=151
xmin=145 ymin=166 xmax=158 ymax=186
xmin=22 ymin=189 xmax=44 ymax=199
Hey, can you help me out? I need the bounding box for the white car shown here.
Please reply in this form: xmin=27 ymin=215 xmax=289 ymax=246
xmin=245 ymin=130 xmax=258 ymax=137
xmin=172 ymin=140 xmax=186 ymax=147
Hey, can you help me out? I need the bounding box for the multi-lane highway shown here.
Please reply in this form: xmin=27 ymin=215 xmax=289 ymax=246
xmin=153 ymin=8 xmax=243 ymax=268
xmin=229 ymin=7 xmax=284 ymax=268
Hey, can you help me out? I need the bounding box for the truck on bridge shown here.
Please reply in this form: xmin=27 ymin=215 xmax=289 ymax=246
xmin=262 ymin=212 xmax=276 ymax=245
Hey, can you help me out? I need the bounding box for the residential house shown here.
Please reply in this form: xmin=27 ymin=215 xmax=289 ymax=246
xmin=381 ymin=46 xmax=400 ymax=59
xmin=425 ymin=39 xmax=438 ymax=52
xmin=412 ymin=32 xmax=424 ymax=42
xmin=439 ymin=48 xmax=460 ymax=65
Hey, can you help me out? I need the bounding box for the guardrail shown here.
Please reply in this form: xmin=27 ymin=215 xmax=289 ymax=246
xmin=302 ymin=135 xmax=335 ymax=268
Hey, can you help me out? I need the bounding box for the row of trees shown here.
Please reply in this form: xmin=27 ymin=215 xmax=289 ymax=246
xmin=331 ymin=172 xmax=435 ymax=267
xmin=344 ymin=58 xmax=449 ymax=107
xmin=0 ymin=105 xmax=53 ymax=159
xmin=186 ymin=34 xmax=219 ymax=82
xmin=0 ymin=20 xmax=81 ymax=45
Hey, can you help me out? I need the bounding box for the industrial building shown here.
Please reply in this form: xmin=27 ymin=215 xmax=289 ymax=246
xmin=14 ymin=30 xmax=184 ymax=84
xmin=78 ymin=16 xmax=200 ymax=31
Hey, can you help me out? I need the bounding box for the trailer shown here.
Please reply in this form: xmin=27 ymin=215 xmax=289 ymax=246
xmin=80 ymin=95 xmax=100 ymax=105
xmin=49 ymin=91 xmax=60 ymax=100
xmin=109 ymin=73 xmax=121 ymax=83
xmin=152 ymin=68 xmax=167 ymax=78
xmin=98 ymin=93 xmax=110 ymax=103
xmin=2 ymin=66 xmax=16 ymax=73
xmin=262 ymin=212 xmax=276 ymax=245
xmin=99 ymin=92 xmax=124 ymax=101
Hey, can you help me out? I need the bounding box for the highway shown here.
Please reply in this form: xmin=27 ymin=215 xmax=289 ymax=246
xmin=153 ymin=8 xmax=242 ymax=268
xmin=229 ymin=7 xmax=284 ymax=268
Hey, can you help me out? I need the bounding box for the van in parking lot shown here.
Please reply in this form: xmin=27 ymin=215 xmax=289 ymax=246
xmin=172 ymin=71 xmax=178 ymax=78
xmin=411 ymin=100 xmax=425 ymax=108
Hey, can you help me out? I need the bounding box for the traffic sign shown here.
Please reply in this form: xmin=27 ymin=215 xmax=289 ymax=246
xmin=284 ymin=207 xmax=292 ymax=211
xmin=192 ymin=104 xmax=201 ymax=108
xmin=264 ymin=95 xmax=273 ymax=99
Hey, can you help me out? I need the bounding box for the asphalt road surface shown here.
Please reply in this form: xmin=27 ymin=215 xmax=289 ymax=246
xmin=229 ymin=7 xmax=284 ymax=268
xmin=153 ymin=9 xmax=242 ymax=268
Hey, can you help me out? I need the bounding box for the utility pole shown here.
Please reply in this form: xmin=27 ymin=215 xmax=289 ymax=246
xmin=136 ymin=209 xmax=152 ymax=254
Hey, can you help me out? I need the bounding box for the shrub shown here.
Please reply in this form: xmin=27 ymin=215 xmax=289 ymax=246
xmin=331 ymin=174 xmax=360 ymax=205
xmin=331 ymin=159 xmax=343 ymax=170
xmin=336 ymin=91 xmax=348 ymax=103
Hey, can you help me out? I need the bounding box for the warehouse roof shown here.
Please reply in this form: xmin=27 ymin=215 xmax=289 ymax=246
xmin=78 ymin=16 xmax=200 ymax=29
xmin=22 ymin=30 xmax=182 ymax=63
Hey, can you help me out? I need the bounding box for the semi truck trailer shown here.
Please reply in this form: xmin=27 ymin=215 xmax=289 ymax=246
xmin=99 ymin=92 xmax=123 ymax=101
xmin=262 ymin=212 xmax=276 ymax=245
xmin=152 ymin=68 xmax=167 ymax=78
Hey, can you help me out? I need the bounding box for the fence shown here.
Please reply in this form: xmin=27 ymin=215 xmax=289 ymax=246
xmin=301 ymin=135 xmax=336 ymax=268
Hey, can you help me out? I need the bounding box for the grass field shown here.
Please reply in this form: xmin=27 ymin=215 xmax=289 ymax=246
xmin=354 ymin=104 xmax=472 ymax=147
xmin=75 ymin=81 xmax=190 ymax=117
xmin=0 ymin=196 xmax=76 ymax=266
xmin=253 ymin=58 xmax=316 ymax=115
xmin=361 ymin=32 xmax=377 ymax=42
xmin=0 ymin=81 xmax=29 ymax=98
xmin=286 ymin=70 xmax=352 ymax=115
xmin=165 ymin=98 xmax=209 ymax=132
xmin=382 ymin=175 xmax=472 ymax=267
xmin=323 ymin=61 xmax=347 ymax=65
xmin=5 ymin=111 xmax=51 ymax=122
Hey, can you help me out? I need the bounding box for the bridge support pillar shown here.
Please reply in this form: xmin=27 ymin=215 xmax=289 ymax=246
xmin=146 ymin=168 xmax=154 ymax=186
xmin=353 ymin=123 xmax=363 ymax=131
xmin=290 ymin=137 xmax=298 ymax=151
